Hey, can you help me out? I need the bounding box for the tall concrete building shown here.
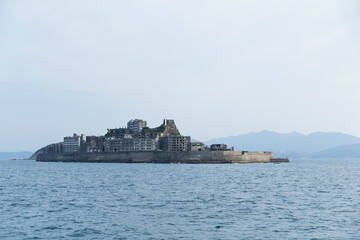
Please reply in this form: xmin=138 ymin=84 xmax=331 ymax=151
xmin=64 ymin=134 xmax=86 ymax=153
xmin=127 ymin=119 xmax=147 ymax=134
xmin=159 ymin=136 xmax=191 ymax=152
xmin=105 ymin=138 xmax=157 ymax=152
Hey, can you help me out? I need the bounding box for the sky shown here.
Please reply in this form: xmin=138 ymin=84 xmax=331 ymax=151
xmin=1 ymin=0 xmax=360 ymax=152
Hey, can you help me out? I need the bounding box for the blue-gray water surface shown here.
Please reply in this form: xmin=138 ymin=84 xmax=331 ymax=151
xmin=1 ymin=159 xmax=360 ymax=239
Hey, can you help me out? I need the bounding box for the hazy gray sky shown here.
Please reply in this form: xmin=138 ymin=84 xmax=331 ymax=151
xmin=1 ymin=0 xmax=360 ymax=151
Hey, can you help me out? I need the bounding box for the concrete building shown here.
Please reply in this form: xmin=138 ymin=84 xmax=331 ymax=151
xmin=159 ymin=136 xmax=191 ymax=152
xmin=127 ymin=119 xmax=147 ymax=134
xmin=85 ymin=136 xmax=105 ymax=152
xmin=106 ymin=128 xmax=131 ymax=139
xmin=105 ymin=139 xmax=131 ymax=152
xmin=64 ymin=134 xmax=85 ymax=153
xmin=105 ymin=138 xmax=157 ymax=152
xmin=133 ymin=138 xmax=158 ymax=151
xmin=189 ymin=142 xmax=205 ymax=151
xmin=210 ymin=144 xmax=229 ymax=151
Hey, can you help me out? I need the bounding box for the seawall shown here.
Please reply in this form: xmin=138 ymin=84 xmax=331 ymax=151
xmin=36 ymin=151 xmax=289 ymax=164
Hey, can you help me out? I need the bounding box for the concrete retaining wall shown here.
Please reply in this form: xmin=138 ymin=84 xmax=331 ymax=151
xmin=36 ymin=151 xmax=286 ymax=164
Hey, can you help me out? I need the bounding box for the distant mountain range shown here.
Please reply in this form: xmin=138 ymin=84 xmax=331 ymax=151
xmin=0 ymin=151 xmax=33 ymax=160
xmin=204 ymin=131 xmax=360 ymax=158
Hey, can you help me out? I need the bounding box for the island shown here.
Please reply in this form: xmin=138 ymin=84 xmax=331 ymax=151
xmin=35 ymin=119 xmax=289 ymax=164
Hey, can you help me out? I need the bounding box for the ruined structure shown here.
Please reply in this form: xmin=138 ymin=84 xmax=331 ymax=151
xmin=63 ymin=134 xmax=86 ymax=153
xmin=36 ymin=119 xmax=289 ymax=164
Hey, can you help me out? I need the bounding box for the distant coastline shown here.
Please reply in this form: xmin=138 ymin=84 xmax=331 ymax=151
xmin=0 ymin=151 xmax=33 ymax=160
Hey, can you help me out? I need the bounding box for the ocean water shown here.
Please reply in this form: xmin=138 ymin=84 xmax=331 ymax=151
xmin=1 ymin=159 xmax=360 ymax=240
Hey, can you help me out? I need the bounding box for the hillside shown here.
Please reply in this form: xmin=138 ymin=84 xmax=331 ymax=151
xmin=205 ymin=131 xmax=360 ymax=158
xmin=309 ymin=144 xmax=360 ymax=158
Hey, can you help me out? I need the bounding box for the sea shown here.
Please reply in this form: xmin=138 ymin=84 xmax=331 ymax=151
xmin=1 ymin=159 xmax=359 ymax=240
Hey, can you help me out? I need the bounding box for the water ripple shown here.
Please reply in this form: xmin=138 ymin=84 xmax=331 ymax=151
xmin=1 ymin=159 xmax=360 ymax=239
